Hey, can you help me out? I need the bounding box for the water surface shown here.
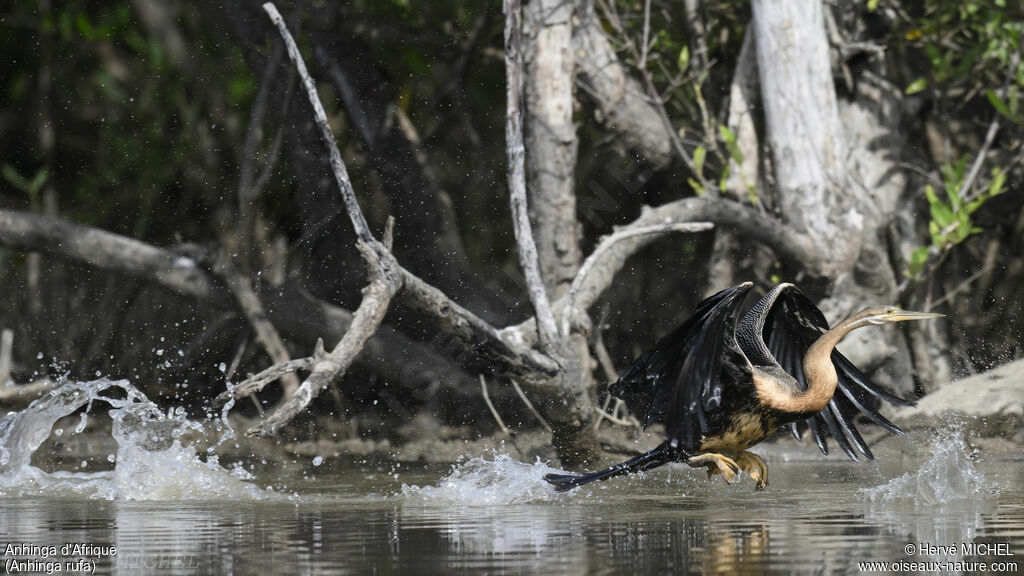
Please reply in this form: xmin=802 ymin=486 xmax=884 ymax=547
xmin=2 ymin=454 xmax=1023 ymax=575
xmin=1 ymin=381 xmax=1022 ymax=574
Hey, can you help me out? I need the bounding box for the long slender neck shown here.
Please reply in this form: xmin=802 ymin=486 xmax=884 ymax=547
xmin=795 ymin=315 xmax=867 ymax=412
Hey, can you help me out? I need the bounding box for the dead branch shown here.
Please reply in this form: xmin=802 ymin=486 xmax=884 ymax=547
xmin=216 ymin=355 xmax=316 ymax=405
xmin=0 ymin=209 xmax=221 ymax=302
xmin=573 ymin=6 xmax=671 ymax=168
xmin=480 ymin=374 xmax=512 ymax=436
xmin=510 ymin=378 xmax=552 ymax=433
xmin=0 ymin=208 xmax=476 ymax=400
xmin=262 ymin=3 xmax=560 ymax=389
xmin=395 ymin=268 xmax=561 ymax=380
xmin=0 ymin=329 xmax=12 ymax=386
xmin=249 ymin=243 xmax=400 ymax=436
xmin=560 ymin=222 xmax=713 ymax=336
xmin=263 ymin=4 xmax=373 ymax=245
xmin=215 ymin=255 xmax=301 ymax=398
xmin=596 ymin=0 xmax=712 ymax=192
xmin=253 ymin=3 xmax=402 ymax=436
xmin=506 ymin=196 xmax=818 ymax=346
xmin=504 ymin=0 xmax=560 ymax=355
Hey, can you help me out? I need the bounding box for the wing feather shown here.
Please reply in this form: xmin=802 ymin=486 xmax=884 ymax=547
xmin=761 ymin=286 xmax=913 ymax=460
xmin=610 ymin=283 xmax=752 ymax=450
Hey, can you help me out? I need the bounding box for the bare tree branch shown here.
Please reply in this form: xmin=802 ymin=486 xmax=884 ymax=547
xmin=595 ymin=0 xmax=712 ymax=193
xmin=217 ymin=354 xmax=317 ymax=405
xmin=573 ymin=4 xmax=672 ymax=168
xmin=251 ymin=3 xmax=405 ymax=436
xmin=396 ymin=269 xmax=559 ymax=377
xmin=957 ymin=30 xmax=1023 ymax=207
xmin=248 ymin=242 xmax=400 ymax=436
xmin=214 ymin=255 xmax=301 ymax=398
xmin=511 ymin=378 xmax=552 ymax=433
xmin=0 ymin=209 xmax=220 ymax=302
xmin=480 ymin=374 xmax=512 ymax=436
xmin=506 ymin=196 xmax=818 ymax=346
xmin=504 ymin=0 xmax=560 ymax=355
xmin=263 ymin=2 xmax=374 ymax=244
xmin=560 ymin=222 xmax=713 ymax=336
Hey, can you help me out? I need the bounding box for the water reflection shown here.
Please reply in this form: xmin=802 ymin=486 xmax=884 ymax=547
xmin=1 ymin=459 xmax=1022 ymax=575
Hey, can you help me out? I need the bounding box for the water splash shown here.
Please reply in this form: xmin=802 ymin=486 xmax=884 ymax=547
xmin=862 ymin=428 xmax=990 ymax=505
xmin=0 ymin=379 xmax=275 ymax=501
xmin=401 ymin=454 xmax=567 ymax=505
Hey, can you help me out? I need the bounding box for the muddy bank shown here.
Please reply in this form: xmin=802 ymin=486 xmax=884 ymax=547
xmin=891 ymin=358 xmax=1024 ymax=442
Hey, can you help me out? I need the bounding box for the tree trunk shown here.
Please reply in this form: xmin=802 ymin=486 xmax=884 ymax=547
xmin=753 ymin=0 xmax=917 ymax=396
xmin=524 ymin=0 xmax=581 ymax=298
xmin=752 ymin=0 xmax=852 ymax=267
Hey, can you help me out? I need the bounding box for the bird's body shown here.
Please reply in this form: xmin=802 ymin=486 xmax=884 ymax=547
xmin=544 ymin=282 xmax=942 ymax=492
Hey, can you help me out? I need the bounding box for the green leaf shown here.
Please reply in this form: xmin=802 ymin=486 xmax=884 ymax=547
xmin=931 ymin=200 xmax=955 ymax=229
xmin=693 ymin=145 xmax=706 ymax=177
xmin=908 ymin=246 xmax=930 ymax=276
xmin=687 ymin=177 xmax=705 ymax=196
xmin=1 ymin=164 xmax=29 ymax=193
xmin=28 ymin=168 xmax=49 ymax=195
xmin=955 ymin=211 xmax=972 ymax=241
xmin=719 ymin=163 xmax=730 ymax=192
xmin=718 ymin=125 xmax=744 ymax=166
xmin=928 ymin=220 xmax=942 ymax=245
xmin=677 ymin=46 xmax=690 ymax=74
xmin=867 ymin=0 xmax=879 ymax=13
xmin=986 ymin=89 xmax=1013 ymax=118
xmin=988 ymin=167 xmax=1007 ymax=197
xmin=905 ymin=78 xmax=928 ymax=95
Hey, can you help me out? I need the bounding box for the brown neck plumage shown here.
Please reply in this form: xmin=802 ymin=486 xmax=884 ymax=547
xmin=757 ymin=313 xmax=871 ymax=414
xmin=797 ymin=314 xmax=871 ymax=412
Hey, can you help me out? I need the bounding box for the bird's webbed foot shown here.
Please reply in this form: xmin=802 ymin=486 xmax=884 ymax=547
xmin=734 ymin=451 xmax=769 ymax=491
xmin=687 ymin=453 xmax=740 ymax=485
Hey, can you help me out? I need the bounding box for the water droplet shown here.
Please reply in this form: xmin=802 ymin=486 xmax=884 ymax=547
xmin=54 ymin=428 xmax=63 ymax=437
xmin=80 ymin=460 xmax=88 ymax=468
xmin=36 ymin=352 xmax=43 ymax=359
xmin=218 ymin=363 xmax=227 ymax=373
xmin=156 ymin=349 xmax=164 ymax=356
xmin=107 ymin=454 xmax=116 ymax=463
xmin=312 ymin=456 xmax=324 ymax=467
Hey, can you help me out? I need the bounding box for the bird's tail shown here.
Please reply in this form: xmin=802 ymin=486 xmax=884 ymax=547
xmin=543 ymin=442 xmax=679 ymax=492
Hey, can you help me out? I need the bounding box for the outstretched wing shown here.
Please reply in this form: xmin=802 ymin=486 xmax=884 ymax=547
xmin=762 ymin=286 xmax=915 ymax=461
xmin=610 ymin=283 xmax=752 ymax=451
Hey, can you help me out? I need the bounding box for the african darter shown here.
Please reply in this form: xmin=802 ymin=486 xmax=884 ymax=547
xmin=544 ymin=283 xmax=942 ymax=492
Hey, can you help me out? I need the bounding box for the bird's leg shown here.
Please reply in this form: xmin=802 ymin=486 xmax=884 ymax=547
xmin=687 ymin=453 xmax=740 ymax=484
xmin=734 ymin=451 xmax=769 ymax=491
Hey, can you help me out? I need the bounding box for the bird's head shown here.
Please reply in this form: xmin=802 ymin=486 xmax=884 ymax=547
xmin=854 ymin=305 xmax=944 ymax=326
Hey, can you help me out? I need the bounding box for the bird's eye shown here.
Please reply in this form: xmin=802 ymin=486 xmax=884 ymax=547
xmin=885 ymin=307 xmax=896 ymax=315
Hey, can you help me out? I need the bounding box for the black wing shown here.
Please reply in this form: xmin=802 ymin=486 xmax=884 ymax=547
xmin=762 ymin=286 xmax=915 ymax=461
xmin=610 ymin=283 xmax=752 ymax=451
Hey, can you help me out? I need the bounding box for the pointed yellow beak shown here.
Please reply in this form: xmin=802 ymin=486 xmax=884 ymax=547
xmin=887 ymin=309 xmax=945 ymax=322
